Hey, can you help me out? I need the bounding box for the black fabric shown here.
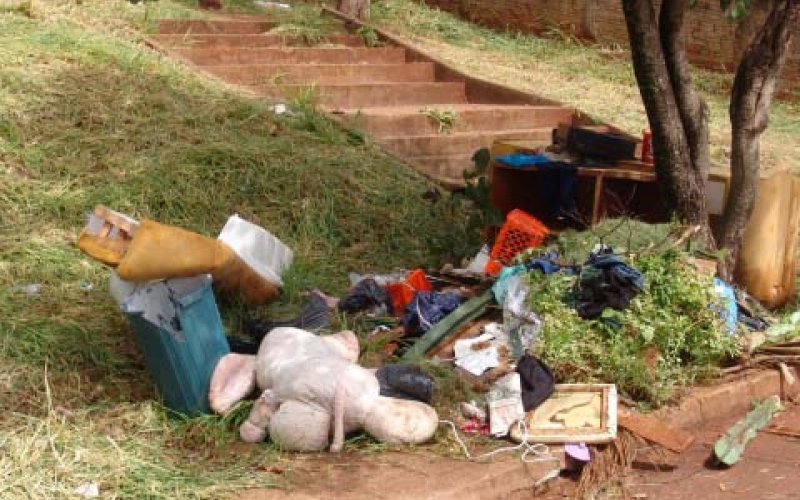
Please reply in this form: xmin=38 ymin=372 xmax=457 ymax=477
xmin=575 ymin=253 xmax=644 ymax=319
xmin=538 ymin=162 xmax=578 ymax=220
xmin=516 ymin=354 xmax=555 ymax=412
xmin=226 ymin=335 xmax=260 ymax=355
xmin=233 ymin=292 xmax=332 ymax=354
xmin=338 ymin=278 xmax=391 ymax=313
xmin=246 ymin=292 xmax=330 ymax=337
xmin=734 ymin=288 xmax=772 ymax=331
xmin=376 ymin=364 xmax=435 ymax=404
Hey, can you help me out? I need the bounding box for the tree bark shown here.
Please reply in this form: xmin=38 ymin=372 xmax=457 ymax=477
xmin=337 ymin=0 xmax=370 ymax=20
xmin=198 ymin=0 xmax=222 ymax=9
xmin=659 ymin=0 xmax=711 ymax=188
xmin=621 ymin=0 xmax=713 ymax=244
xmin=717 ymin=0 xmax=799 ymax=273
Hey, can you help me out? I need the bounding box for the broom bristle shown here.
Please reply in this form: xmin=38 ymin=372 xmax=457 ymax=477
xmin=575 ymin=430 xmax=641 ymax=500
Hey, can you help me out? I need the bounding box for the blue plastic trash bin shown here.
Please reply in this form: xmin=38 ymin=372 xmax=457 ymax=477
xmin=121 ymin=274 xmax=229 ymax=414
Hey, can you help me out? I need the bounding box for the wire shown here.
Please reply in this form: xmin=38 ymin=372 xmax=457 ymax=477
xmin=439 ymin=419 xmax=561 ymax=468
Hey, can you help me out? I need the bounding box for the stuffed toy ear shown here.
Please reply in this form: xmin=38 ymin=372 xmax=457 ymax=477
xmin=209 ymin=353 xmax=257 ymax=414
xmin=320 ymin=330 xmax=360 ymax=362
xmin=363 ymin=396 xmax=438 ymax=445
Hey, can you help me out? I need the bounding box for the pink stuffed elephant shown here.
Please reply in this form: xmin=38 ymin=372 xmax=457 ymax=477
xmin=209 ymin=327 xmax=438 ymax=452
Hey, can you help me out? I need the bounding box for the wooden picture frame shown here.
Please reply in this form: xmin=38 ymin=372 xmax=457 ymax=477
xmin=509 ymin=383 xmax=617 ymax=444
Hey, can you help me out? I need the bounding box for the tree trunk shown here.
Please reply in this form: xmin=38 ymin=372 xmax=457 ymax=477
xmin=716 ymin=0 xmax=799 ymax=274
xmin=659 ymin=0 xmax=711 ymax=188
xmin=199 ymin=0 xmax=222 ymax=9
xmin=337 ymin=0 xmax=370 ymax=20
xmin=620 ymin=0 xmax=713 ymax=244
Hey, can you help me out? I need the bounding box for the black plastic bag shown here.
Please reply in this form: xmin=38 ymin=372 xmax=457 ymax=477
xmin=376 ymin=364 xmax=434 ymax=404
xmin=516 ymin=354 xmax=555 ymax=412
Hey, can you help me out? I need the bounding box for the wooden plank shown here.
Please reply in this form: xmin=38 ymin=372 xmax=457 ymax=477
xmin=493 ymin=160 xmax=656 ymax=182
xmin=591 ymin=173 xmax=604 ymax=226
xmin=426 ymin=319 xmax=489 ymax=359
xmin=618 ymin=407 xmax=696 ymax=453
xmin=763 ymin=426 xmax=800 ymax=438
xmin=576 ymin=167 xmax=656 ymax=182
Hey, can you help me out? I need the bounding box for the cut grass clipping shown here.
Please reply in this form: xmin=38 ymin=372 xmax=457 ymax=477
xmin=0 ymin=1 xmax=478 ymax=498
xmin=527 ymin=220 xmax=741 ymax=409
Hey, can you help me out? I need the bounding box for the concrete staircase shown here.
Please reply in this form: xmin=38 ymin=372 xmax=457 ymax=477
xmin=151 ymin=17 xmax=577 ymax=187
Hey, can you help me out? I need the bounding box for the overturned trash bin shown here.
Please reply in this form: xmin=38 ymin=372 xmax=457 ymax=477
xmin=119 ymin=274 xmax=229 ymax=414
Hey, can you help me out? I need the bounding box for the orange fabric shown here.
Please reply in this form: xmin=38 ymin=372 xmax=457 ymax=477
xmin=386 ymin=269 xmax=432 ymax=316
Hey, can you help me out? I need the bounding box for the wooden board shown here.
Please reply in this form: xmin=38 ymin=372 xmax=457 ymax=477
xmin=618 ymin=408 xmax=695 ymax=453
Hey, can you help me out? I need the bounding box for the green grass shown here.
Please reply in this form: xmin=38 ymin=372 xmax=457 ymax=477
xmin=0 ymin=1 xmax=479 ymax=497
xmin=370 ymin=0 xmax=799 ymax=172
xmin=1 ymin=0 xmax=791 ymax=496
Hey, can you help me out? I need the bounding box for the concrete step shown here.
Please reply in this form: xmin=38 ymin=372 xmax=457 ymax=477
xmin=253 ymin=82 xmax=467 ymax=109
xmin=203 ymin=62 xmax=435 ymax=85
xmin=336 ymin=104 xmax=574 ymax=137
xmin=158 ymin=19 xmax=277 ymax=35
xmin=169 ymin=46 xmax=407 ymax=66
xmin=152 ymin=33 xmax=365 ymax=48
xmin=376 ymin=128 xmax=554 ymax=157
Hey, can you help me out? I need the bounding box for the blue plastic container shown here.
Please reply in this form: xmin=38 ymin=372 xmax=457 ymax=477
xmin=121 ymin=275 xmax=229 ymax=415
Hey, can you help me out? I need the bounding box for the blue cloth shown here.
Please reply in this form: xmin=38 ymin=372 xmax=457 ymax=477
xmin=495 ymin=154 xmax=578 ymax=220
xmin=714 ymin=278 xmax=738 ymax=336
xmin=402 ymin=291 xmax=462 ymax=335
xmin=589 ymin=254 xmax=645 ymax=292
xmin=575 ymin=252 xmax=645 ymax=319
xmin=525 ymin=250 xmax=563 ymax=275
xmin=536 ymin=161 xmax=578 ymax=220
xmin=495 ymin=153 xmax=552 ymax=168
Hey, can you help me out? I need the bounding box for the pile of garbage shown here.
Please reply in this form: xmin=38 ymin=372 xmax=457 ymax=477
xmin=76 ymin=203 xmax=798 ymax=492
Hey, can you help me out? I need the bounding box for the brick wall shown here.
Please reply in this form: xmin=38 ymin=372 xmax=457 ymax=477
xmin=421 ymin=0 xmax=799 ymax=83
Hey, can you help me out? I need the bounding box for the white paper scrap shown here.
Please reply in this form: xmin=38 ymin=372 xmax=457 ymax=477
xmin=454 ymin=333 xmax=499 ymax=376
xmin=73 ymin=483 xmax=99 ymax=498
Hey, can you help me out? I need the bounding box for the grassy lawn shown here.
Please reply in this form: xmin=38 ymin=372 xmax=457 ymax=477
xmin=0 ymin=1 xmax=476 ymax=497
xmin=370 ymin=0 xmax=800 ymax=173
xmin=1 ymin=0 xmax=794 ymax=497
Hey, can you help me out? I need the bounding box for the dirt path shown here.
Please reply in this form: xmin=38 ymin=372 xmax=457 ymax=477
xmin=237 ymin=447 xmax=560 ymax=500
xmin=626 ymin=403 xmax=800 ymax=500
xmin=236 ymin=403 xmax=800 ymax=500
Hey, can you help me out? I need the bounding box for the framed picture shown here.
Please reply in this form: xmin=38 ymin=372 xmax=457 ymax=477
xmin=510 ymin=384 xmax=617 ymax=444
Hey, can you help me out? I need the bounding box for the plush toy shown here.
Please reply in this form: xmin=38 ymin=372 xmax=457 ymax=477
xmin=209 ymin=327 xmax=438 ymax=452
